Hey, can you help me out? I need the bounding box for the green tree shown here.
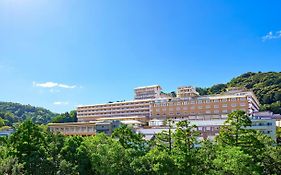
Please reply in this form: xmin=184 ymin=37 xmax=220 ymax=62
xmin=0 ymin=117 xmax=5 ymax=127
xmin=51 ymin=110 xmax=77 ymax=123
xmin=112 ymin=125 xmax=149 ymax=156
xmin=131 ymin=147 xmax=177 ymax=175
xmin=172 ymin=120 xmax=199 ymax=175
xmin=213 ymin=146 xmax=259 ymax=175
xmin=194 ymin=140 xmax=217 ymax=175
xmin=217 ymin=110 xmax=251 ymax=146
xmin=83 ymin=134 xmax=132 ymax=175
xmin=155 ymin=119 xmax=173 ymax=154
xmin=60 ymin=136 xmax=88 ymax=174
xmin=45 ymin=132 xmax=65 ymax=174
xmin=9 ymin=120 xmax=51 ymax=175
xmin=259 ymin=146 xmax=281 ymax=175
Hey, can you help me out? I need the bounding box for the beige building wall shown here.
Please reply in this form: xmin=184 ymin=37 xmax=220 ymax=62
xmin=134 ymin=85 xmax=162 ymax=100
xmin=151 ymin=92 xmax=259 ymax=119
xmin=77 ymin=99 xmax=152 ymax=122
xmin=48 ymin=122 xmax=97 ymax=136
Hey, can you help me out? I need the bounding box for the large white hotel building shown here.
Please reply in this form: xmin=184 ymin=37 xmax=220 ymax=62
xmin=77 ymin=85 xmax=260 ymax=122
xmin=49 ymin=85 xmax=279 ymax=140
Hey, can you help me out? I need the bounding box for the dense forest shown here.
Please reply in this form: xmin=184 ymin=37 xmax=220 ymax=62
xmin=0 ymin=110 xmax=281 ymax=175
xmin=0 ymin=102 xmax=57 ymax=126
xmin=196 ymin=72 xmax=281 ymax=114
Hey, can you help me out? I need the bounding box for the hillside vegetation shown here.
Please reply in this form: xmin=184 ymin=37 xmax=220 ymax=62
xmin=196 ymin=72 xmax=281 ymax=114
xmin=0 ymin=102 xmax=57 ymax=126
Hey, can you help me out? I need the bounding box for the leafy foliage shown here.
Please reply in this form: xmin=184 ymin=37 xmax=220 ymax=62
xmin=51 ymin=110 xmax=77 ymax=123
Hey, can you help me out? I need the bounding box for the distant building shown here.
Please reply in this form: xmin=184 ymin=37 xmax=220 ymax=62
xmin=145 ymin=111 xmax=277 ymax=141
xmin=151 ymin=88 xmax=260 ymax=120
xmin=134 ymin=85 xmax=162 ymax=100
xmin=176 ymin=86 xmax=199 ymax=98
xmin=77 ymin=99 xmax=152 ymax=122
xmin=249 ymin=111 xmax=277 ymax=140
xmin=48 ymin=120 xmax=121 ymax=136
xmin=48 ymin=85 xmax=276 ymax=140
xmin=77 ymin=85 xmax=260 ymax=123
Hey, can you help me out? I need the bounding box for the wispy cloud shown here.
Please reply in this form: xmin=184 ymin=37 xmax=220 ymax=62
xmin=53 ymin=101 xmax=69 ymax=106
xmin=262 ymin=30 xmax=281 ymax=41
xmin=33 ymin=81 xmax=77 ymax=89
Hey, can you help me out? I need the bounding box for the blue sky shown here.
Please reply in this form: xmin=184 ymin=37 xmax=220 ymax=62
xmin=0 ymin=0 xmax=280 ymax=113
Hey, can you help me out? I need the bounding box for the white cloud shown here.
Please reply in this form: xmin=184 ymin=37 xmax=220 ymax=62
xmin=53 ymin=101 xmax=69 ymax=106
xmin=33 ymin=81 xmax=77 ymax=89
xmin=262 ymin=30 xmax=281 ymax=41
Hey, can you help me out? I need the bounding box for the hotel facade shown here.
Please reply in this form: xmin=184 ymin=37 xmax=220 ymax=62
xmin=76 ymin=85 xmax=260 ymax=122
xmin=49 ymin=85 xmax=278 ymax=140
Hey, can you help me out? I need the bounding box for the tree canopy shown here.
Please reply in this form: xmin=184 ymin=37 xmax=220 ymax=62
xmin=1 ymin=111 xmax=281 ymax=175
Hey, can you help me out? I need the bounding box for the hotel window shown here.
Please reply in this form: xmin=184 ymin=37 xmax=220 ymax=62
xmin=240 ymin=97 xmax=246 ymax=101
xmin=198 ymin=106 xmax=203 ymax=109
xmin=176 ymin=112 xmax=181 ymax=115
xmin=190 ymin=106 xmax=195 ymax=109
xmin=206 ymin=105 xmax=211 ymax=109
xmin=190 ymin=101 xmax=195 ymax=104
xmin=170 ymin=112 xmax=174 ymax=115
xmin=205 ymin=100 xmax=210 ymax=103
xmin=240 ymin=103 xmax=246 ymax=106
xmin=214 ymin=110 xmax=219 ymax=113
xmin=231 ymin=98 xmax=237 ymax=101
xmin=198 ymin=100 xmax=202 ymax=104
xmin=176 ymin=107 xmax=181 ymax=111
xmin=222 ymin=98 xmax=227 ymax=102
xmin=183 ymin=107 xmax=187 ymax=110
xmin=222 ymin=110 xmax=228 ymax=113
xmin=214 ymin=99 xmax=219 ymax=102
xmin=162 ymin=108 xmax=167 ymax=111
xmin=177 ymin=102 xmax=181 ymax=105
xmin=156 ymin=109 xmax=160 ymax=112
xmin=206 ymin=110 xmax=211 ymax=114
xmin=222 ymin=104 xmax=228 ymax=107
xmin=231 ymin=103 xmax=237 ymax=107
xmin=214 ymin=105 xmax=219 ymax=108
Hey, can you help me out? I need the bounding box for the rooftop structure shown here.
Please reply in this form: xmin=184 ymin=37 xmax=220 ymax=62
xmin=177 ymin=86 xmax=199 ymax=98
xmin=134 ymin=85 xmax=162 ymax=100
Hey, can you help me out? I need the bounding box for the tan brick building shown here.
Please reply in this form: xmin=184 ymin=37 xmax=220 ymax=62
xmin=151 ymin=87 xmax=259 ymax=120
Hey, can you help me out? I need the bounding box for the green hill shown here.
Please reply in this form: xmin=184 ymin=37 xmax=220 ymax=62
xmin=0 ymin=102 xmax=57 ymax=126
xmin=196 ymin=72 xmax=281 ymax=114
